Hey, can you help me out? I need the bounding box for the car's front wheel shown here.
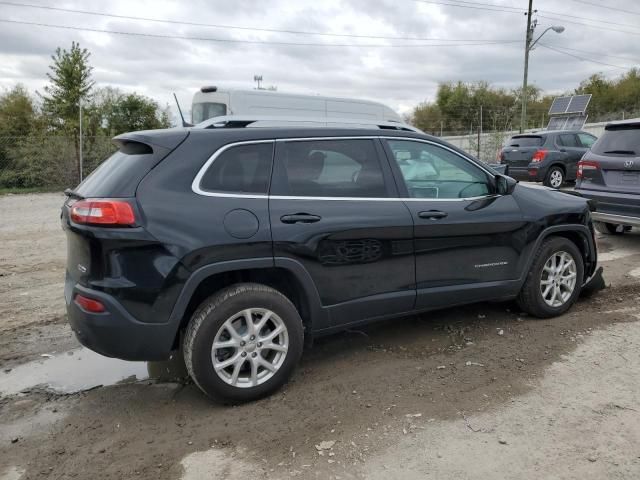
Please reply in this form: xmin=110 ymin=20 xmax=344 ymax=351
xmin=183 ymin=283 xmax=304 ymax=403
xmin=517 ymin=237 xmax=584 ymax=318
xmin=544 ymin=166 xmax=565 ymax=189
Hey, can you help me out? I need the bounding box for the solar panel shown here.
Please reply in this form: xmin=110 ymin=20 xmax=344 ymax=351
xmin=547 ymin=117 xmax=567 ymax=130
xmin=546 ymin=114 xmax=588 ymax=131
xmin=549 ymin=96 xmax=572 ymax=115
xmin=548 ymin=94 xmax=592 ymax=115
xmin=564 ymin=114 xmax=588 ymax=130
xmin=566 ymin=94 xmax=592 ymax=114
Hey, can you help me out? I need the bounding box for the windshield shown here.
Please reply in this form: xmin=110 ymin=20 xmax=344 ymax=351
xmin=192 ymin=102 xmax=227 ymax=123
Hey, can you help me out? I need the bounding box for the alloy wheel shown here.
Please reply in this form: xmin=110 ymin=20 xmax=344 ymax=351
xmin=540 ymin=251 xmax=577 ymax=307
xmin=549 ymin=170 xmax=563 ymax=188
xmin=211 ymin=308 xmax=289 ymax=388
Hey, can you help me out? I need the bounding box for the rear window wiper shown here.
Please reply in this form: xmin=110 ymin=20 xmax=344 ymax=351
xmin=603 ymin=150 xmax=636 ymax=155
xmin=64 ymin=188 xmax=84 ymax=200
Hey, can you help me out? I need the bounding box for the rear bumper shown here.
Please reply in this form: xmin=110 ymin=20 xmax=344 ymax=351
xmin=591 ymin=212 xmax=640 ymax=227
xmin=576 ymin=188 xmax=640 ymax=226
xmin=507 ymin=166 xmax=545 ymax=182
xmin=65 ymin=274 xmax=176 ymax=361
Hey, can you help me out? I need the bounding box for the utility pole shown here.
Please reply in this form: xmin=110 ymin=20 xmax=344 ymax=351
xmin=520 ymin=0 xmax=534 ymax=133
xmin=477 ymin=105 xmax=482 ymax=159
xmin=79 ymin=97 xmax=83 ymax=182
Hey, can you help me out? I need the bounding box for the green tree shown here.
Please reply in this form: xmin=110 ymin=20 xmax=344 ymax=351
xmin=103 ymin=92 xmax=171 ymax=134
xmin=0 ymin=85 xmax=42 ymax=187
xmin=0 ymin=84 xmax=37 ymax=138
xmin=40 ymin=41 xmax=95 ymax=181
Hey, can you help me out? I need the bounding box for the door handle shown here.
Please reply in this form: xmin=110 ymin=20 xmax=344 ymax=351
xmin=280 ymin=213 xmax=322 ymax=224
xmin=418 ymin=210 xmax=448 ymax=220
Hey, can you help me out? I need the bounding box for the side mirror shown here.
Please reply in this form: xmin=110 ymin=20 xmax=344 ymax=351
xmin=496 ymin=174 xmax=517 ymax=195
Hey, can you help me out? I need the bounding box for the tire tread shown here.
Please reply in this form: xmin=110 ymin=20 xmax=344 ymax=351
xmin=183 ymin=283 xmax=300 ymax=402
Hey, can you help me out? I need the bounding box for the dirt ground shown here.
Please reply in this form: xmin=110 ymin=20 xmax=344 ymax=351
xmin=1 ymin=192 xmax=640 ymax=480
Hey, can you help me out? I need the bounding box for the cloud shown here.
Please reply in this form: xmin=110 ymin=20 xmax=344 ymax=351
xmin=1 ymin=0 xmax=638 ymax=120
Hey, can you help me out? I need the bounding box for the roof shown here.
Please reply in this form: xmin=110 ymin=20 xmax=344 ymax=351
xmin=511 ymin=129 xmax=590 ymax=137
xmin=605 ymin=118 xmax=640 ymax=129
xmin=192 ymin=115 xmax=420 ymax=132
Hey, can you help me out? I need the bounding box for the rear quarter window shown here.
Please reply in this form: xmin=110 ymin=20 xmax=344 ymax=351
xmin=507 ymin=136 xmax=543 ymax=147
xmin=592 ymin=127 xmax=640 ymax=156
xmin=198 ymin=142 xmax=273 ymax=194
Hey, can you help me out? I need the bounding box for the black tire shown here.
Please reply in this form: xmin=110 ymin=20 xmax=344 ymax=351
xmin=543 ymin=166 xmax=565 ymax=189
xmin=183 ymin=283 xmax=304 ymax=403
xmin=594 ymin=222 xmax=627 ymax=235
xmin=517 ymin=237 xmax=584 ymax=318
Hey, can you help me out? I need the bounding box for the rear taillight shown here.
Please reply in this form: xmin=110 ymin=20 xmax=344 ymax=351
xmin=577 ymin=160 xmax=600 ymax=179
xmin=70 ymin=199 xmax=136 ymax=226
xmin=74 ymin=294 xmax=106 ymax=313
xmin=531 ymin=149 xmax=548 ymax=163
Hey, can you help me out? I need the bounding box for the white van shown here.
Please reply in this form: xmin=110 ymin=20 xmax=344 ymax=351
xmin=191 ymin=86 xmax=403 ymax=125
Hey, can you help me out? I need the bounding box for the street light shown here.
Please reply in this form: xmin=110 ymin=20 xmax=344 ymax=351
xmin=520 ymin=3 xmax=565 ymax=132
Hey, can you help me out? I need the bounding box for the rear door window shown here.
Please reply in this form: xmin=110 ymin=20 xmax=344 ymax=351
xmin=591 ymin=126 xmax=640 ymax=156
xmin=577 ymin=133 xmax=596 ymax=148
xmin=273 ymin=139 xmax=388 ymax=198
xmin=198 ymin=142 xmax=273 ymax=194
xmin=557 ymin=134 xmax=579 ymax=147
xmin=507 ymin=136 xmax=543 ymax=147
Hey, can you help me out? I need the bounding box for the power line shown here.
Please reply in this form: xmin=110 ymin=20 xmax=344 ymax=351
xmin=409 ymin=0 xmax=524 ymax=14
xmin=538 ymin=43 xmax=630 ymax=70
xmin=0 ymin=1 xmax=517 ymax=42
xmin=537 ymin=14 xmax=640 ymax=37
xmin=403 ymin=0 xmax=640 ymax=37
xmin=536 ymin=44 xmax=640 ymax=63
xmin=539 ymin=8 xmax=640 ymax=31
xmin=0 ymin=18 xmax=521 ymax=48
xmin=566 ymin=0 xmax=640 ymax=17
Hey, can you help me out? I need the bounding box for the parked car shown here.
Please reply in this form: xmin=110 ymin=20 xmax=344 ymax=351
xmin=576 ymin=119 xmax=640 ymax=234
xmin=62 ymin=120 xmax=599 ymax=403
xmin=498 ymin=130 xmax=597 ymax=188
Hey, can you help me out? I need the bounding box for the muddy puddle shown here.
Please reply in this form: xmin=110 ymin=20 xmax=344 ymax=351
xmin=0 ymin=348 xmax=188 ymax=397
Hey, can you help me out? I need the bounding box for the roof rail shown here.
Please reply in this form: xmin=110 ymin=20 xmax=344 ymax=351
xmin=192 ymin=115 xmax=422 ymax=133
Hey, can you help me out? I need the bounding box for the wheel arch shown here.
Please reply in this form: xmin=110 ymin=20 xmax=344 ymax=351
xmin=547 ymin=162 xmax=566 ymax=175
xmin=168 ymin=258 xmax=326 ymax=350
xmin=520 ymin=225 xmax=596 ymax=287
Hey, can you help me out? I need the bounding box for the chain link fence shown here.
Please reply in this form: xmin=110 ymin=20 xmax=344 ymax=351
xmin=417 ymin=109 xmax=638 ymax=164
xmin=0 ymin=135 xmax=116 ymax=190
xmin=1 ymin=109 xmax=636 ymax=190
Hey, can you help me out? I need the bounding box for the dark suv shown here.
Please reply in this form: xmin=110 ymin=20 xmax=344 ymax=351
xmin=499 ymin=130 xmax=597 ymax=188
xmin=62 ymin=125 xmax=598 ymax=402
xmin=576 ymin=119 xmax=640 ymax=234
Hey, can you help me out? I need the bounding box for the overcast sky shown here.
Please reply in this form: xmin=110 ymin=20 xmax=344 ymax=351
xmin=1 ymin=0 xmax=639 ymax=123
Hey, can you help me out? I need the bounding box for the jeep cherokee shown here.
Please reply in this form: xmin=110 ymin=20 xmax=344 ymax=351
xmin=62 ymin=125 xmax=598 ymax=402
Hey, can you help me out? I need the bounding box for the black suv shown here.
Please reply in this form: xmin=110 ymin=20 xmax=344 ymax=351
xmin=62 ymin=125 xmax=598 ymax=402
xmin=498 ymin=130 xmax=597 ymax=188
xmin=576 ymin=120 xmax=640 ymax=234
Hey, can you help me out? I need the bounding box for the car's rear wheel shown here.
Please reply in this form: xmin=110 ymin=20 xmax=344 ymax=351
xmin=517 ymin=237 xmax=584 ymax=318
xmin=544 ymin=166 xmax=565 ymax=189
xmin=594 ymin=222 xmax=631 ymax=235
xmin=183 ymin=283 xmax=304 ymax=403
